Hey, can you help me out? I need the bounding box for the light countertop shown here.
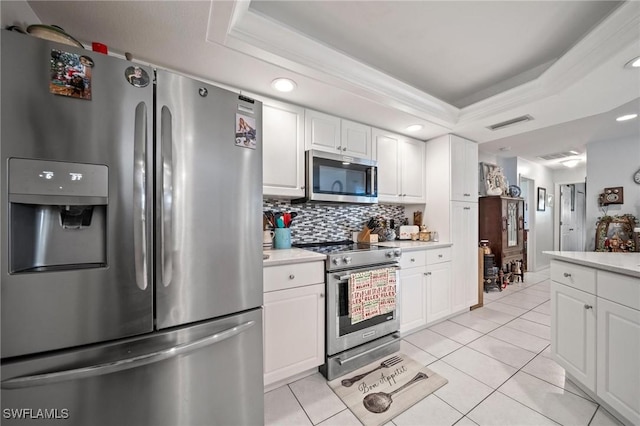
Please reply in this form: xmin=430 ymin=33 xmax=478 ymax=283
xmin=263 ymin=248 xmax=326 ymax=267
xmin=377 ymin=240 xmax=453 ymax=252
xmin=543 ymin=251 xmax=640 ymax=278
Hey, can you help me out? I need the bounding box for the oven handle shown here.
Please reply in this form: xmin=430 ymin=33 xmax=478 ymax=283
xmin=333 ymin=265 xmax=400 ymax=282
xmin=337 ymin=333 xmax=401 ymax=365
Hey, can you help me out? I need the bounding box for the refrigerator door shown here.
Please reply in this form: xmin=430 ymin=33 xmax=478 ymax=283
xmin=1 ymin=31 xmax=154 ymax=357
xmin=1 ymin=308 xmax=263 ymax=426
xmin=155 ymin=70 xmax=263 ymax=329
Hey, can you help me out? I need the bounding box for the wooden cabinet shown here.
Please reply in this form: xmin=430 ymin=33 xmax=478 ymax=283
xmin=479 ymin=196 xmax=524 ymax=269
xmin=305 ymin=109 xmax=371 ymax=159
xmin=550 ymin=260 xmax=640 ymax=425
xmin=263 ymin=261 xmax=325 ymax=388
xmin=398 ymin=247 xmax=452 ymax=334
xmin=262 ymin=100 xmax=305 ymax=198
xmin=372 ymin=129 xmax=425 ymax=204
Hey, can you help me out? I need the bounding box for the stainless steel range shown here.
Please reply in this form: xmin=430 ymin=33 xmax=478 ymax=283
xmin=294 ymin=241 xmax=402 ymax=380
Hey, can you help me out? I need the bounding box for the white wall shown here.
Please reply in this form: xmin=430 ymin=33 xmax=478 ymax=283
xmin=585 ymin=136 xmax=640 ymax=250
xmin=0 ymin=0 xmax=40 ymax=28
xmin=516 ymin=157 xmax=555 ymax=271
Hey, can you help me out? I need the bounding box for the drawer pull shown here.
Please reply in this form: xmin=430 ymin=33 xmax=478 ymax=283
xmin=563 ymin=272 xmax=572 ymax=278
xmin=288 ymin=274 xmax=295 ymax=280
xmin=438 ymin=254 xmax=443 ymax=258
xmin=424 ymin=272 xmax=432 ymax=276
xmin=584 ymin=304 xmax=593 ymax=310
xmin=410 ymin=258 xmax=415 ymax=262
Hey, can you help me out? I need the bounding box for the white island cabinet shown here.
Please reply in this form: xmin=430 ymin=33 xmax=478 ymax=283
xmin=547 ymin=252 xmax=640 ymax=425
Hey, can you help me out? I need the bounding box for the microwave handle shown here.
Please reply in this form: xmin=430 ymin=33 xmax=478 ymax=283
xmin=369 ymin=166 xmax=376 ymax=195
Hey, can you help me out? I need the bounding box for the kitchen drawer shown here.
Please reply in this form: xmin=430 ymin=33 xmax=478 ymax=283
xmin=426 ymin=247 xmax=451 ymax=265
xmin=551 ymin=260 xmax=596 ymax=294
xmin=264 ymin=261 xmax=324 ymax=292
xmin=399 ymin=250 xmax=426 ymax=269
xmin=597 ymin=270 xmax=640 ymax=311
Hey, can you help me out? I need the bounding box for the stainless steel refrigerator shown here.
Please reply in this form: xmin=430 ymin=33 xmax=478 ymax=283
xmin=1 ymin=30 xmax=264 ymax=425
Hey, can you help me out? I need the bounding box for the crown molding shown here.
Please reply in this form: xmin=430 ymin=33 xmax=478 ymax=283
xmin=208 ymin=1 xmax=639 ymax=134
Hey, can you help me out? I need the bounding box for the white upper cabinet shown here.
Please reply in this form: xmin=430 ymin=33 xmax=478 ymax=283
xmin=341 ymin=119 xmax=372 ymax=158
xmin=305 ymin=109 xmax=372 ymax=159
xmin=450 ymin=135 xmax=478 ymax=202
xmin=372 ymin=128 xmax=425 ymax=204
xmin=400 ymin=137 xmax=426 ymax=203
xmin=304 ymin=109 xmax=341 ymax=152
xmin=262 ymin=100 xmax=305 ymax=198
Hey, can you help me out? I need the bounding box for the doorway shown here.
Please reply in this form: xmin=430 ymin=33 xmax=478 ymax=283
xmin=559 ymin=182 xmax=586 ymax=251
xmin=519 ymin=176 xmax=535 ymax=271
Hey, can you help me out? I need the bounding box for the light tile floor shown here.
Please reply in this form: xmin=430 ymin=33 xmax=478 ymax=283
xmin=264 ymin=270 xmax=626 ymax=426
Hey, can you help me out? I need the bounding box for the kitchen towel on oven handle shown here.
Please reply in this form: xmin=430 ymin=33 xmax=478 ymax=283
xmin=348 ymin=268 xmax=397 ymax=325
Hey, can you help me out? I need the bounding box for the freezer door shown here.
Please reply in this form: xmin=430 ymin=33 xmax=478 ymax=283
xmin=1 ymin=308 xmax=263 ymax=426
xmin=0 ymin=31 xmax=154 ymax=357
xmin=155 ymin=70 xmax=263 ymax=329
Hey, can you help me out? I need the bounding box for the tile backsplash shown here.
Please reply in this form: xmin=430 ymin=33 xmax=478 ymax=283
xmin=263 ymin=199 xmax=406 ymax=244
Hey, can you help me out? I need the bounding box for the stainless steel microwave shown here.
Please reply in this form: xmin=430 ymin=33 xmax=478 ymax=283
xmin=296 ymin=150 xmax=378 ymax=204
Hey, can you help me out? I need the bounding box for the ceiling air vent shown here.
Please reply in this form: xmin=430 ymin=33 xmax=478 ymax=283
xmin=487 ymin=115 xmax=534 ymax=131
xmin=537 ymin=151 xmax=580 ymax=161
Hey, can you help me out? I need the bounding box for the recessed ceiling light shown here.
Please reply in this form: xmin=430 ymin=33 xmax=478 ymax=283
xmin=616 ymin=113 xmax=638 ymax=122
xmin=561 ymin=159 xmax=580 ymax=168
xmin=405 ymin=124 xmax=423 ymax=132
xmin=271 ymin=78 xmax=297 ymax=92
xmin=624 ymin=56 xmax=640 ymax=68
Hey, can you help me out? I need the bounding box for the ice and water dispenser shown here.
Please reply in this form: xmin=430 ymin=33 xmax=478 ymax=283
xmin=9 ymin=158 xmax=108 ymax=273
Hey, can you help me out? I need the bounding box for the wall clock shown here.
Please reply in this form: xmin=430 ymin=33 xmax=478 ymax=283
xmin=634 ymin=168 xmax=640 ymax=184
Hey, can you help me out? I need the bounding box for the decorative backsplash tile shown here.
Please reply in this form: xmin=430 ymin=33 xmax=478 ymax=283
xmin=263 ymin=199 xmax=406 ymax=244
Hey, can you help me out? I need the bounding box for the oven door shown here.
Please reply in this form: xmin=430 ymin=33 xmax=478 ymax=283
xmin=326 ymin=264 xmax=400 ymax=356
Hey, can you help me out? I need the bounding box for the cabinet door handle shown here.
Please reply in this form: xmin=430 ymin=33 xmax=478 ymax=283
xmin=463 ymin=207 xmax=471 ymax=210
xmin=584 ymin=304 xmax=593 ymax=310
xmin=424 ymin=272 xmax=432 ymax=276
xmin=463 ymin=193 xmax=470 ymax=196
xmin=563 ymin=272 xmax=571 ymax=278
xmin=289 ymin=274 xmax=295 ymax=280
xmin=342 ymin=147 xmax=347 ymax=151
xmin=320 ymin=293 xmax=324 ymax=298
xmin=337 ymin=146 xmax=342 ymax=151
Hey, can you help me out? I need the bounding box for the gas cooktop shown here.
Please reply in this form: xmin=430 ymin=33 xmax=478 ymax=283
xmin=293 ymin=240 xmax=388 ymax=254
xmin=293 ymin=240 xmax=401 ymax=270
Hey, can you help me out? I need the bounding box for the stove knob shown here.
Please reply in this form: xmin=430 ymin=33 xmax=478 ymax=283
xmin=394 ymin=249 xmax=402 ymax=257
xmin=332 ymin=257 xmax=342 ymax=265
xmin=385 ymin=251 xmax=394 ymax=258
xmin=343 ymin=256 xmax=352 ymax=265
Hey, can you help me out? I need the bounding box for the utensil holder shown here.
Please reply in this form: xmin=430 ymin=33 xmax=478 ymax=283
xmin=274 ymin=228 xmax=291 ymax=249
xmin=357 ymin=227 xmax=377 ymax=243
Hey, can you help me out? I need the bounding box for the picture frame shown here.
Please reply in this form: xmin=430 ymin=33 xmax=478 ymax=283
xmin=537 ymin=187 xmax=546 ymax=211
xmin=595 ymin=214 xmax=637 ymax=252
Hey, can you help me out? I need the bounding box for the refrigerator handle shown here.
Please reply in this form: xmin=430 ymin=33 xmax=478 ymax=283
xmin=1 ymin=320 xmax=256 ymax=389
xmin=160 ymin=106 xmax=174 ymax=287
xmin=133 ymin=102 xmax=148 ymax=290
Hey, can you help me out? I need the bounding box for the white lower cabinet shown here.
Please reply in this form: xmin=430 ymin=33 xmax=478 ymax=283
xmin=399 ymin=247 xmax=451 ymax=334
xmin=263 ymin=262 xmax=325 ymax=387
xmin=425 ymin=262 xmax=452 ymax=323
xmin=550 ymin=281 xmax=596 ymax=391
xmin=550 ymin=260 xmax=639 ymax=425
xmin=596 ymin=297 xmax=640 ymax=424
xmin=399 ymin=265 xmax=427 ymax=333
